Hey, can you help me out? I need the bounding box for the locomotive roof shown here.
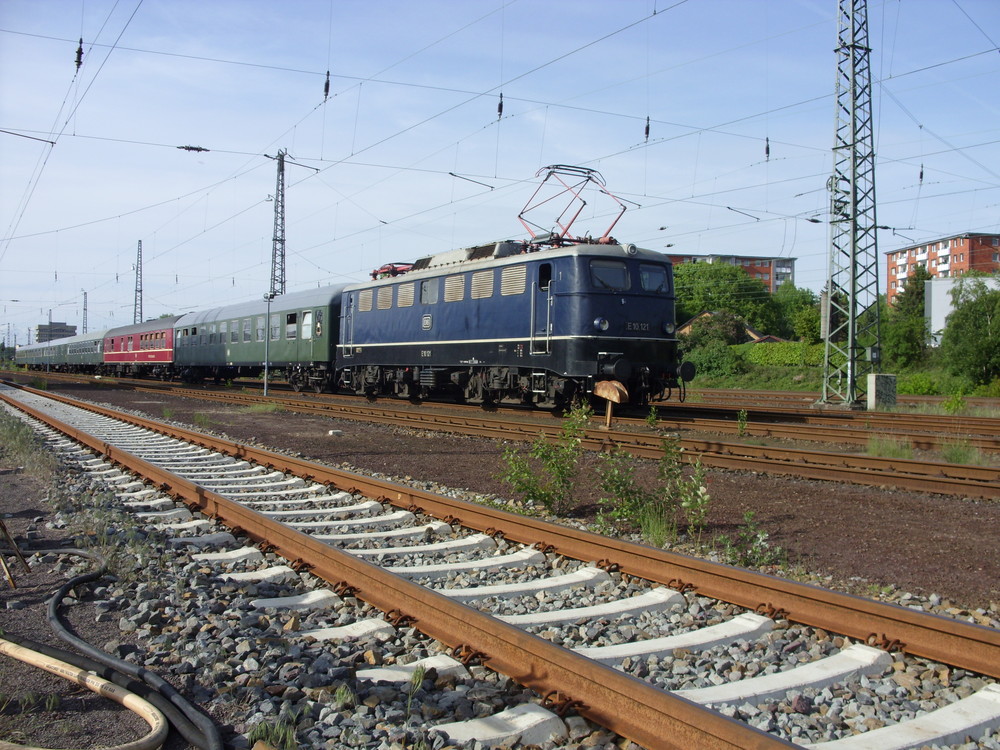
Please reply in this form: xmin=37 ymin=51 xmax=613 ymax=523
xmin=347 ymin=240 xmax=670 ymax=290
xmin=174 ymin=284 xmax=348 ymax=327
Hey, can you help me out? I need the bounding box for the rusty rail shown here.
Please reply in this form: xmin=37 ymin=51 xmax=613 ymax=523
xmin=1 ymin=386 xmax=790 ymax=749
xmin=5 ymin=384 xmax=998 ymax=683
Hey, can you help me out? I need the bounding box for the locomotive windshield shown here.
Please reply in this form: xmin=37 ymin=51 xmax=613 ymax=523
xmin=590 ymin=259 xmax=630 ymax=291
xmin=639 ymin=263 xmax=671 ymax=293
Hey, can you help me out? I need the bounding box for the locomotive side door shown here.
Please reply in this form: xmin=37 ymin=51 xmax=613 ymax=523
xmin=530 ymin=262 xmax=553 ymax=355
xmin=342 ymin=294 xmax=355 ymax=358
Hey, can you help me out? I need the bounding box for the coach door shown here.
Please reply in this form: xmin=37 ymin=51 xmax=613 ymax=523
xmin=530 ymin=262 xmax=553 ymax=355
xmin=299 ymin=309 xmax=324 ymax=361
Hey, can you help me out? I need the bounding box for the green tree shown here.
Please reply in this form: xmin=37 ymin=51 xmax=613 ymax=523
xmin=939 ymin=274 xmax=1000 ymax=386
xmin=679 ymin=310 xmax=748 ymax=352
xmin=883 ymin=265 xmax=931 ymax=369
xmin=772 ymin=280 xmax=819 ymax=340
xmin=792 ymin=305 xmax=821 ymax=343
xmin=673 ymin=263 xmax=781 ymax=333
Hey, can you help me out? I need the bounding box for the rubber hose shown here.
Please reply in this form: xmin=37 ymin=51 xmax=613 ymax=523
xmin=0 ymin=636 xmax=168 ymax=750
xmin=0 ymin=631 xmax=205 ymax=748
xmin=38 ymin=547 xmax=223 ymax=750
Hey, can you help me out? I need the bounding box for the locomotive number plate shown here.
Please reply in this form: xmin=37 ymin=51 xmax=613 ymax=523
xmin=626 ymin=321 xmax=651 ymax=332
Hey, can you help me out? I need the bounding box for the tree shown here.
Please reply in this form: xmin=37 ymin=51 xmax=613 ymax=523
xmin=883 ymin=265 xmax=931 ymax=370
xmin=673 ymin=263 xmax=781 ymax=333
xmin=679 ymin=310 xmax=748 ymax=352
xmin=939 ymin=274 xmax=1000 ymax=386
xmin=772 ymin=280 xmax=818 ymax=340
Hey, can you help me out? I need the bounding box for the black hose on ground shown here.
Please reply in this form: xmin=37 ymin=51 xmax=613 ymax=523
xmin=4 ymin=545 xmax=224 ymax=750
xmin=1 ymin=630 xmax=197 ymax=746
xmin=45 ymin=547 xmax=224 ymax=750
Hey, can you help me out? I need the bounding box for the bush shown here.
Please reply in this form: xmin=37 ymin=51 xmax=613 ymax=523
xmin=744 ymin=342 xmax=828 ymax=367
xmin=684 ymin=341 xmax=746 ymax=377
xmin=973 ymin=378 xmax=1000 ymax=398
xmin=895 ymin=372 xmax=939 ymax=395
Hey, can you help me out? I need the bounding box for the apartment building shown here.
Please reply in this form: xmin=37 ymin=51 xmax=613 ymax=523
xmin=886 ymin=232 xmax=1000 ymax=305
xmin=666 ymin=254 xmax=795 ymax=293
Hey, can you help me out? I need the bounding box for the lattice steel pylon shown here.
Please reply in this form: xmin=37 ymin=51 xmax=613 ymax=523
xmin=820 ymin=0 xmax=882 ymax=407
xmin=133 ymin=240 xmax=143 ymax=324
xmin=269 ymin=149 xmax=287 ymax=297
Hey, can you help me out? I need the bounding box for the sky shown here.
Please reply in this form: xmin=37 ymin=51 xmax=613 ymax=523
xmin=2 ymin=0 xmax=998 ymax=344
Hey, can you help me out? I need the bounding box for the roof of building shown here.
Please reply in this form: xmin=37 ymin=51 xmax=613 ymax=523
xmin=883 ymin=232 xmax=1000 ymax=255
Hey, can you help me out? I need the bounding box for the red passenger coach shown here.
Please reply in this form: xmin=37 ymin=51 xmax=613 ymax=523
xmin=102 ymin=316 xmax=182 ymax=378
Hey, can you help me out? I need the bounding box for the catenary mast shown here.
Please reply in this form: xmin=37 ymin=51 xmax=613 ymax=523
xmin=820 ymin=0 xmax=882 ymax=406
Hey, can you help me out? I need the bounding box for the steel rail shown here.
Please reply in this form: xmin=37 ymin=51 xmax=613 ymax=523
xmin=0 ymin=388 xmax=789 ymax=750
xmin=6 ymin=385 xmax=999 ymax=683
xmin=9 ymin=376 xmax=997 ymax=498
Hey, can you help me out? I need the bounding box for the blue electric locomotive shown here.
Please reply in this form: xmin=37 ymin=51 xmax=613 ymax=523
xmin=336 ymin=237 xmax=692 ymax=408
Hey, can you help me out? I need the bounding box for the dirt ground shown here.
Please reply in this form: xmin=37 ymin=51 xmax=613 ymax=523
xmin=46 ymin=382 xmax=1000 ymax=610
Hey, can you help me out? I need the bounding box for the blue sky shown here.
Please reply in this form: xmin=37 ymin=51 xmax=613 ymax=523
xmin=2 ymin=0 xmax=998 ymax=342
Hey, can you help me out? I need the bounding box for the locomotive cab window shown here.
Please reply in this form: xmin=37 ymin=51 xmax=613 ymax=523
xmin=639 ymin=263 xmax=670 ymax=293
xmin=590 ymin=259 xmax=630 ymax=291
xmin=538 ymin=263 xmax=552 ymax=291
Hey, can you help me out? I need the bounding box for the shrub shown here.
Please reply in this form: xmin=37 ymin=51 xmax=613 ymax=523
xmin=896 ymin=372 xmax=939 ymax=395
xmin=684 ymin=341 xmax=746 ymax=377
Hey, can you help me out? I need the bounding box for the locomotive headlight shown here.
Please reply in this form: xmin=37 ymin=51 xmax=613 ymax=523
xmin=593 ymin=317 xmax=610 ymax=332
xmin=663 ymin=322 xmax=676 ymax=335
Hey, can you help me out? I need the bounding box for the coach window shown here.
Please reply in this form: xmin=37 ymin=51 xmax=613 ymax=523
xmin=420 ymin=279 xmax=438 ymax=305
xmin=219 ymin=322 xmax=227 ymax=343
xmin=639 ymin=263 xmax=669 ymax=293
xmin=231 ymin=321 xmax=239 ymax=343
xmin=243 ymin=319 xmax=252 ymax=342
xmin=270 ymin=314 xmax=280 ymax=341
xmin=285 ymin=312 xmax=298 ymax=339
xmin=255 ymin=317 xmax=265 ymax=342
xmin=590 ymin=259 xmax=630 ymax=291
xmin=315 ymin=309 xmax=324 ymax=337
xmin=301 ymin=310 xmax=313 ymax=340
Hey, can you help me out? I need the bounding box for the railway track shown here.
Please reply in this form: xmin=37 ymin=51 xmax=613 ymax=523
xmin=2 ymin=382 xmax=999 ymax=749
xmin=6 ymin=372 xmax=999 ymax=495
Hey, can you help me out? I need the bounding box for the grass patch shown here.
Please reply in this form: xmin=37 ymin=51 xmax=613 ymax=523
xmin=867 ymin=434 xmax=913 ymax=459
xmin=939 ymin=438 xmax=984 ymax=466
xmin=0 ymin=408 xmax=57 ymax=478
